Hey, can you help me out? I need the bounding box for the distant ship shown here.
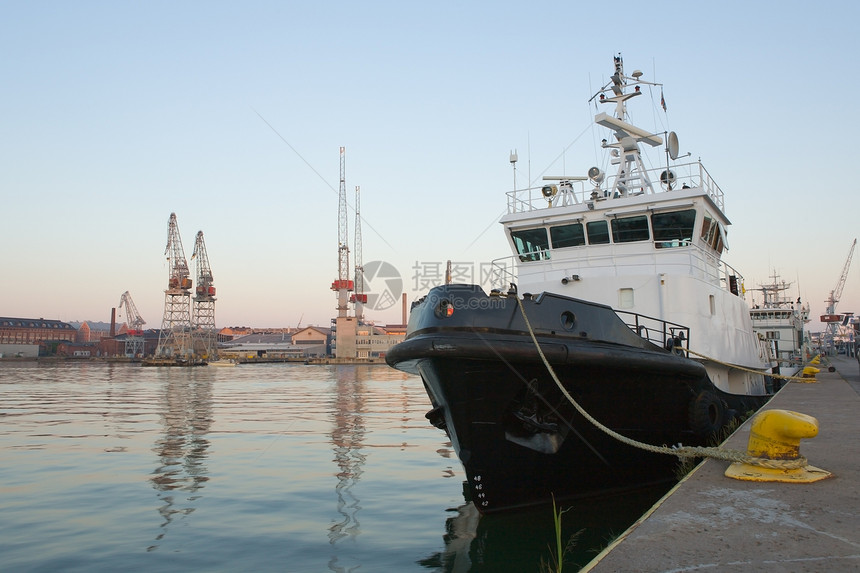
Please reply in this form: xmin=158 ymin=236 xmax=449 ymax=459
xmin=387 ymin=55 xmax=775 ymax=513
xmin=749 ymin=272 xmax=810 ymax=381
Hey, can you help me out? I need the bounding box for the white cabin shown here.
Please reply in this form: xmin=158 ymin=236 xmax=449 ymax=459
xmin=492 ymin=56 xmax=770 ymax=395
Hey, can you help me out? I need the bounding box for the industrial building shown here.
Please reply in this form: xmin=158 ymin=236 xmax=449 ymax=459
xmin=0 ymin=317 xmax=77 ymax=357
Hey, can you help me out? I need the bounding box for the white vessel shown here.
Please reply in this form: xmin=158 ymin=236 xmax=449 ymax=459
xmin=749 ymin=272 xmax=810 ymax=378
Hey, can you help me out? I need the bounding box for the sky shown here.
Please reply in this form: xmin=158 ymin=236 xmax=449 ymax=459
xmin=1 ymin=1 xmax=858 ymax=333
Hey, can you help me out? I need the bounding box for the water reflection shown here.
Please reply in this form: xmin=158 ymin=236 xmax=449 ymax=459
xmin=0 ymin=363 xmax=488 ymax=571
xmin=328 ymin=366 xmax=367 ymax=553
xmin=420 ymin=485 xmax=670 ymax=572
xmin=148 ymin=369 xmax=213 ymax=551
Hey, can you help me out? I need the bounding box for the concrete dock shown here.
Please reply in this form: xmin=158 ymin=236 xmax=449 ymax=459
xmin=583 ymin=355 xmax=860 ymax=572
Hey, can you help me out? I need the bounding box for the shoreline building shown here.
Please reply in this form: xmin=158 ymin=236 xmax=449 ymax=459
xmin=0 ymin=317 xmax=77 ymax=358
xmin=331 ymin=294 xmax=408 ymax=360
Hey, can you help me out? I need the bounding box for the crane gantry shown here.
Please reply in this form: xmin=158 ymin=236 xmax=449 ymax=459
xmin=118 ymin=290 xmax=146 ymax=357
xmin=192 ymin=230 xmax=218 ymax=359
xmin=155 ymin=212 xmax=193 ymax=360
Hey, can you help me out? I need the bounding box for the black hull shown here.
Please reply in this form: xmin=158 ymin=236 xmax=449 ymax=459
xmin=387 ymin=285 xmax=772 ymax=513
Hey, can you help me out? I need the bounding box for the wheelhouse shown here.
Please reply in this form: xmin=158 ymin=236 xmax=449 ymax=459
xmin=507 ymin=204 xmax=725 ymax=261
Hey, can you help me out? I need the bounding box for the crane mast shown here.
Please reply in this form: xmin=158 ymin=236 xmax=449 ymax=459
xmin=351 ymin=185 xmax=367 ymax=321
xmin=192 ymin=230 xmax=218 ymax=359
xmin=156 ymin=212 xmax=193 ymax=360
xmin=331 ymin=146 xmax=353 ymax=318
xmin=118 ymin=290 xmax=146 ymax=357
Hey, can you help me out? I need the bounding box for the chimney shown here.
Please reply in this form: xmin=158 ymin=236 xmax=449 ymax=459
xmin=110 ymin=307 xmax=116 ymax=337
xmin=402 ymin=293 xmax=407 ymax=326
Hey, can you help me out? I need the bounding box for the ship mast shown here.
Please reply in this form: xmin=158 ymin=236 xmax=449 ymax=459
xmin=591 ymin=55 xmax=664 ymax=197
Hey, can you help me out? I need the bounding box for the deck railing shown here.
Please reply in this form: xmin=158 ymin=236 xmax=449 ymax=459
xmin=615 ymin=310 xmax=690 ymax=354
xmin=506 ymin=160 xmax=724 ymax=214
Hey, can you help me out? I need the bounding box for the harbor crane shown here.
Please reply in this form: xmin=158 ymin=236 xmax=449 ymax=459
xmin=350 ymin=185 xmax=367 ymax=322
xmin=118 ymin=290 xmax=146 ymax=357
xmin=155 ymin=212 xmax=193 ymax=360
xmin=331 ymin=147 xmax=353 ymax=317
xmin=821 ymin=238 xmax=856 ymax=353
xmin=330 ymin=147 xmax=361 ymax=359
xmin=191 ymin=230 xmax=218 ymax=359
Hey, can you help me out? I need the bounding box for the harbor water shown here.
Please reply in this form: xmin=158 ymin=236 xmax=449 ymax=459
xmin=0 ymin=362 xmax=668 ymax=572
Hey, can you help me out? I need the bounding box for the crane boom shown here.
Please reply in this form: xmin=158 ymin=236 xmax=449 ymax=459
xmin=822 ymin=238 xmax=857 ymax=355
xmin=337 ymin=147 xmax=350 ymax=285
xmin=118 ymin=291 xmax=146 ymax=332
xmin=833 ymin=239 xmax=856 ymax=304
xmin=825 ymin=238 xmax=857 ymax=315
xmin=165 ymin=213 xmax=192 ymax=291
xmin=192 ymin=230 xmax=215 ymax=303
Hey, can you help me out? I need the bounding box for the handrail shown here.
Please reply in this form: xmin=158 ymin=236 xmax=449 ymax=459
xmin=506 ymin=160 xmax=723 ymax=214
xmin=616 ymin=309 xmax=690 ymax=353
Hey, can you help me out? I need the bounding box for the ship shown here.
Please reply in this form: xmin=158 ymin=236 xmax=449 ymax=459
xmin=749 ymin=272 xmax=810 ymax=381
xmin=386 ymin=55 xmax=776 ymax=513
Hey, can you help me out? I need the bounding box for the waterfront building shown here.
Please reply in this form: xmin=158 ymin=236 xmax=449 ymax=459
xmin=0 ymin=317 xmax=77 ymax=345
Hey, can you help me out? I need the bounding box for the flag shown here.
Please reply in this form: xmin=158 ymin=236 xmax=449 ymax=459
xmin=660 ymin=89 xmax=667 ymax=112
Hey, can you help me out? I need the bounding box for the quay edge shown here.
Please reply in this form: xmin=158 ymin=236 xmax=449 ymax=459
xmin=582 ymin=355 xmax=860 ymax=572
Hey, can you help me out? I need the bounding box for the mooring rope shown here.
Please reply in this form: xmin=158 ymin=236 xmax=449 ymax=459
xmin=515 ymin=296 xmax=809 ymax=470
xmin=682 ymin=348 xmax=811 ymax=383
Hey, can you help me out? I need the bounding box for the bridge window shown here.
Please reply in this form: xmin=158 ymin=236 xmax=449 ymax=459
xmin=586 ymin=221 xmax=610 ymax=244
xmin=611 ymin=215 xmax=650 ymax=243
xmin=550 ymin=223 xmax=585 ymax=248
xmin=652 ymin=209 xmax=695 ymax=247
xmin=510 ymin=227 xmax=550 ymax=261
xmin=700 ymin=212 xmax=726 ymax=254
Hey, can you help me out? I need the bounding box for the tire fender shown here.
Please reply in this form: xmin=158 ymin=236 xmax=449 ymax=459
xmin=688 ymin=391 xmax=726 ymax=438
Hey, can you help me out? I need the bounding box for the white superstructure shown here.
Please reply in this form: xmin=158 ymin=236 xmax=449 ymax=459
xmin=749 ymin=273 xmax=810 ymax=372
xmin=494 ymin=55 xmax=770 ymax=395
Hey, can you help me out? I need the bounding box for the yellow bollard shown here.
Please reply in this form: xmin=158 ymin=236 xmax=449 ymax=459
xmin=799 ymin=365 xmax=820 ymax=382
xmin=725 ymin=409 xmax=831 ymax=483
xmin=810 ymin=355 xmax=821 ymax=365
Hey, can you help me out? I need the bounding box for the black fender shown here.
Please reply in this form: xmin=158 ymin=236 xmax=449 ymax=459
xmin=688 ymin=391 xmax=726 ymax=438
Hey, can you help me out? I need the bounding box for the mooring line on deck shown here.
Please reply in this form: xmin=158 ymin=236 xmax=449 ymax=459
xmin=683 ymin=348 xmax=811 ymax=383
